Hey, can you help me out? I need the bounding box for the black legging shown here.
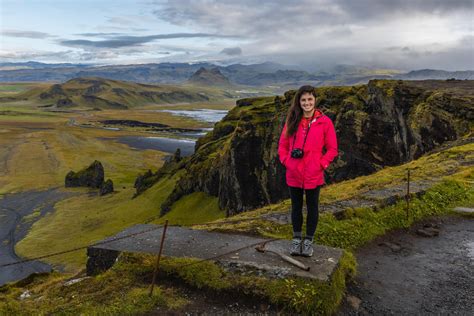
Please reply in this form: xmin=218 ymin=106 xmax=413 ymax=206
xmin=289 ymin=186 xmax=321 ymax=239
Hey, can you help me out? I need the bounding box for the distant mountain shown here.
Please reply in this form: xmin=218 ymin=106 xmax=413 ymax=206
xmin=397 ymin=69 xmax=474 ymax=80
xmin=3 ymin=77 xmax=234 ymax=109
xmin=187 ymin=67 xmax=231 ymax=86
xmin=0 ymin=61 xmax=472 ymax=87
xmin=0 ymin=62 xmax=214 ymax=83
xmin=0 ymin=61 xmax=89 ymax=71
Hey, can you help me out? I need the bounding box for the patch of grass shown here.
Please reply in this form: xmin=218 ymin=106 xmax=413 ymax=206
xmin=117 ymin=251 xmax=355 ymax=315
xmin=264 ymin=250 xmax=356 ymax=315
xmin=155 ymin=191 xmax=225 ymax=226
xmin=22 ymin=210 xmax=41 ymax=223
xmin=0 ymin=260 xmax=187 ymax=315
xmin=316 ymin=179 xmax=473 ymax=249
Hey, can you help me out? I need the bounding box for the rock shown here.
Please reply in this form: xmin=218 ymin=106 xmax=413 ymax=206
xmin=99 ymin=179 xmax=114 ymax=196
xmin=379 ymin=242 xmax=402 ymax=252
xmin=347 ymin=295 xmax=362 ymax=310
xmin=172 ymin=148 xmax=182 ymax=163
xmin=65 ymin=160 xmax=104 ymax=188
xmin=416 ymin=228 xmax=440 ymax=237
xmin=63 ymin=277 xmax=90 ymax=286
xmin=19 ymin=290 xmax=31 ymax=300
xmin=453 ymin=207 xmax=474 ymax=214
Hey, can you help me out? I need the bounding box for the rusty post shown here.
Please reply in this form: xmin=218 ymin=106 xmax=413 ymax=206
xmin=406 ymin=169 xmax=410 ymax=221
xmin=149 ymin=220 xmax=169 ymax=297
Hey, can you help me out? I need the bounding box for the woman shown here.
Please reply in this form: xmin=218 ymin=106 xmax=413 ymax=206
xmin=278 ymin=85 xmax=338 ymax=257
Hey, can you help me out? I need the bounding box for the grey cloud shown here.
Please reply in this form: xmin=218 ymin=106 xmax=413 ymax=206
xmin=0 ymin=50 xmax=74 ymax=60
xmin=220 ymin=47 xmax=242 ymax=55
xmin=2 ymin=30 xmax=54 ymax=39
xmin=106 ymin=16 xmax=136 ymax=25
xmin=156 ymin=0 xmax=473 ymax=36
xmin=155 ymin=1 xmax=340 ymax=37
xmin=334 ymin=0 xmax=474 ymax=19
xmin=79 ymin=51 xmax=119 ymax=61
xmin=75 ymin=32 xmax=125 ymax=37
xmin=60 ymin=33 xmax=240 ymax=48
xmin=153 ymin=0 xmax=473 ymax=70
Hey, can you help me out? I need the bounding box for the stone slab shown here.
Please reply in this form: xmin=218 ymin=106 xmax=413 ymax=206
xmin=453 ymin=207 xmax=474 ymax=214
xmin=87 ymin=224 xmax=343 ymax=282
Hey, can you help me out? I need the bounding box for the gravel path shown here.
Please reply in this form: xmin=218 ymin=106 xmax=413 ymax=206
xmin=338 ymin=215 xmax=474 ymax=315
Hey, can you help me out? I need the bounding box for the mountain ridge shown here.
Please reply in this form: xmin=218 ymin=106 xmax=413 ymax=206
xmin=3 ymin=77 xmax=233 ymax=109
xmin=2 ymin=61 xmax=472 ymax=87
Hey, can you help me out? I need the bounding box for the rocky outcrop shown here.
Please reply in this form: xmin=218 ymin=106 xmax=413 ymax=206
xmin=134 ymin=149 xmax=184 ymax=197
xmin=152 ymin=80 xmax=473 ymax=216
xmin=65 ymin=160 xmax=105 ymax=188
xmin=99 ymin=179 xmax=114 ymax=196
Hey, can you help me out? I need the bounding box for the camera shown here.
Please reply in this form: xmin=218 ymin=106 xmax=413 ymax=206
xmin=291 ymin=148 xmax=304 ymax=159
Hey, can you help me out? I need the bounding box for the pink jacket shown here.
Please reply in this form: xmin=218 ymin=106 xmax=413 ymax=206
xmin=278 ymin=114 xmax=338 ymax=189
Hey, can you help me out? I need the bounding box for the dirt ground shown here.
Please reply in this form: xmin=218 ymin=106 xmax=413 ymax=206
xmin=338 ymin=215 xmax=474 ymax=315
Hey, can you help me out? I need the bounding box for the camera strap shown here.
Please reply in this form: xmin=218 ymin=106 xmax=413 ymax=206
xmin=291 ymin=111 xmax=316 ymax=151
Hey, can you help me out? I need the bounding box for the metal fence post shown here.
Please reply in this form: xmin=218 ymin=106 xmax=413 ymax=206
xmin=149 ymin=220 xmax=169 ymax=297
xmin=406 ymin=169 xmax=410 ymax=221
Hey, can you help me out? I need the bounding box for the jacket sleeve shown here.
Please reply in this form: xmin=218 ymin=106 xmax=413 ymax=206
xmin=320 ymin=117 xmax=338 ymax=170
xmin=278 ymin=123 xmax=290 ymax=166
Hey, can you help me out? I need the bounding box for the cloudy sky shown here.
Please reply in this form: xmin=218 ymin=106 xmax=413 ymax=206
xmin=1 ymin=0 xmax=473 ymax=70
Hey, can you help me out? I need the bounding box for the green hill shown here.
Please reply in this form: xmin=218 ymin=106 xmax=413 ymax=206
xmin=9 ymin=77 xmax=237 ymax=109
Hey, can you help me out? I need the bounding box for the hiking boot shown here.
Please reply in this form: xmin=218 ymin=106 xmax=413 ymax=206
xmin=290 ymin=238 xmax=302 ymax=256
xmin=301 ymin=239 xmax=314 ymax=257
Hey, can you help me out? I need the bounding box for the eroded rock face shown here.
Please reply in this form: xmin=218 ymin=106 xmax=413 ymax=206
xmin=156 ymin=80 xmax=473 ymax=216
xmin=65 ymin=160 xmax=104 ymax=188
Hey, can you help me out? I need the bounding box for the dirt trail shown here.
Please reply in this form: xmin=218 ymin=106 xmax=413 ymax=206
xmin=338 ymin=215 xmax=474 ymax=315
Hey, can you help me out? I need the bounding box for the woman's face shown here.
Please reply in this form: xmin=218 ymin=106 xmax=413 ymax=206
xmin=299 ymin=92 xmax=316 ymax=115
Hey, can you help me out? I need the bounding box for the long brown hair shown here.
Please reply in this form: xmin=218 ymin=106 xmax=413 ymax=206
xmin=285 ymin=85 xmax=317 ymax=137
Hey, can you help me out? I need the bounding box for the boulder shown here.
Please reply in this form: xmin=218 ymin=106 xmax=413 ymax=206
xmin=99 ymin=179 xmax=114 ymax=196
xmin=65 ymin=160 xmax=104 ymax=188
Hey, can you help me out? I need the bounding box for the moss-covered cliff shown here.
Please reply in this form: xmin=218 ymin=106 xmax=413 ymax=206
xmin=143 ymin=80 xmax=473 ymax=216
